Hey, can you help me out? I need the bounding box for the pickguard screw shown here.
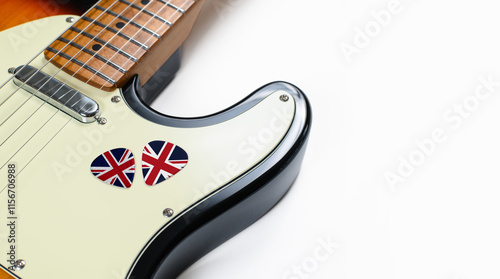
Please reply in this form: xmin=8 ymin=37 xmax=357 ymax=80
xmin=8 ymin=67 xmax=16 ymax=74
xmin=14 ymin=259 xmax=25 ymax=270
xmin=163 ymin=208 xmax=174 ymax=218
xmin=96 ymin=117 xmax=107 ymax=125
xmin=280 ymin=94 xmax=289 ymax=102
xmin=111 ymin=96 xmax=121 ymax=103
xmin=66 ymin=17 xmax=75 ymax=23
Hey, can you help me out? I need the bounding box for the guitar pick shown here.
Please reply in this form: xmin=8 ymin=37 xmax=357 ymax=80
xmin=142 ymin=141 xmax=189 ymax=186
xmin=90 ymin=148 xmax=135 ymax=188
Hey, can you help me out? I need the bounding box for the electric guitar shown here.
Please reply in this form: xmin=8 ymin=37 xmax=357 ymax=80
xmin=0 ymin=0 xmax=311 ymax=278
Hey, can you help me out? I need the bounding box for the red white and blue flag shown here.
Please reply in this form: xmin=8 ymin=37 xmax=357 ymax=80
xmin=142 ymin=140 xmax=188 ymax=186
xmin=90 ymin=148 xmax=135 ymax=188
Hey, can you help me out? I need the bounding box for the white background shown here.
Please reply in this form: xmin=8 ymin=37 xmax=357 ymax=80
xmin=151 ymin=0 xmax=500 ymax=278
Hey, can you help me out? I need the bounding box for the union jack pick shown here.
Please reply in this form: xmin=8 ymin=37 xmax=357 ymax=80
xmin=142 ymin=141 xmax=189 ymax=186
xmin=90 ymin=148 xmax=135 ymax=188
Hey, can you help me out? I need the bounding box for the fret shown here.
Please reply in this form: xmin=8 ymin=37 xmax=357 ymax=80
xmin=46 ymin=47 xmax=117 ymax=85
xmin=44 ymin=0 xmax=201 ymax=91
xmin=70 ymin=18 xmax=149 ymax=63
xmin=68 ymin=26 xmax=138 ymax=62
xmin=157 ymin=0 xmax=186 ymax=14
xmin=97 ymin=0 xmax=180 ymax=36
xmin=94 ymin=5 xmax=161 ymax=38
xmin=118 ymin=0 xmax=172 ymax=26
xmin=56 ymin=37 xmax=127 ymax=74
xmin=81 ymin=16 xmax=150 ymax=50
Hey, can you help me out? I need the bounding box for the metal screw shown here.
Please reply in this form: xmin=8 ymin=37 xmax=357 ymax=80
xmin=163 ymin=208 xmax=174 ymax=218
xmin=111 ymin=96 xmax=121 ymax=103
xmin=8 ymin=67 xmax=16 ymax=74
xmin=14 ymin=259 xmax=25 ymax=270
xmin=66 ymin=17 xmax=75 ymax=23
xmin=96 ymin=117 xmax=107 ymax=125
xmin=279 ymin=94 xmax=289 ymax=102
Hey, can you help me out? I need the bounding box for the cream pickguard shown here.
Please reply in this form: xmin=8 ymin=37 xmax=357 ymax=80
xmin=0 ymin=15 xmax=309 ymax=279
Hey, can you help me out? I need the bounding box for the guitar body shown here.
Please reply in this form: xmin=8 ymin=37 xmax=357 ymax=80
xmin=0 ymin=3 xmax=311 ymax=279
xmin=0 ymin=0 xmax=96 ymax=32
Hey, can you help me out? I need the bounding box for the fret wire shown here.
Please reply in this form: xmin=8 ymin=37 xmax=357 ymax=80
xmin=68 ymin=26 xmax=138 ymax=62
xmin=100 ymin=0 xmax=192 ymax=75
xmin=157 ymin=0 xmax=185 ymax=13
xmin=53 ymin=0 xmax=191 ymax=93
xmin=56 ymin=37 xmax=127 ymax=74
xmin=0 ymin=0 xmax=146 ymax=141
xmin=118 ymin=0 xmax=172 ymax=26
xmin=51 ymin=0 xmax=188 ymax=113
xmin=81 ymin=15 xmax=150 ymax=50
xmin=54 ymin=0 xmax=188 ymax=95
xmin=2 ymin=0 xmax=188 ymax=114
xmin=1 ymin=0 xmax=160 ymax=149
xmin=64 ymin=0 xmax=193 ymax=94
xmin=74 ymin=0 xmax=192 ymax=116
xmin=94 ymin=5 xmax=161 ymax=38
xmin=0 ymin=0 xmax=136 ymax=141
xmin=35 ymin=2 xmax=131 ymax=88
xmin=0 ymin=0 xmax=194 ymax=194
xmin=44 ymin=0 xmax=190 ymax=121
xmin=0 ymin=0 xmax=122 ymax=109
xmin=46 ymin=47 xmax=117 ymax=84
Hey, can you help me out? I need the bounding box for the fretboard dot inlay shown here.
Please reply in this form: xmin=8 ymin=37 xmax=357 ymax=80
xmin=43 ymin=0 xmax=198 ymax=91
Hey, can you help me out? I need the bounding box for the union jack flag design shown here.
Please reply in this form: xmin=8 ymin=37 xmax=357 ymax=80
xmin=90 ymin=148 xmax=135 ymax=188
xmin=142 ymin=140 xmax=189 ymax=186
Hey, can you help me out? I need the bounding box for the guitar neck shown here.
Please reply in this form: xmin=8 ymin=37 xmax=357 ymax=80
xmin=43 ymin=0 xmax=205 ymax=91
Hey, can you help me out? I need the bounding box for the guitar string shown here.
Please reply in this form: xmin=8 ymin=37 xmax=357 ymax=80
xmin=0 ymin=0 xmax=190 ymax=176
xmin=0 ymin=0 xmax=106 ymax=93
xmin=85 ymin=0 xmax=192 ymax=95
xmin=15 ymin=0 xmax=192 ymax=178
xmin=0 ymin=0 xmax=188 ymax=135
xmin=0 ymin=0 xmax=157 ymax=147
xmin=0 ymin=0 xmax=177 ymax=168
xmin=14 ymin=0 xmax=191 ymax=179
xmin=0 ymin=0 xmax=127 ymax=110
xmin=0 ymin=0 xmax=185 ymax=114
xmin=0 ymin=0 xmax=141 ymax=131
xmin=0 ymin=0 xmax=187 ymax=196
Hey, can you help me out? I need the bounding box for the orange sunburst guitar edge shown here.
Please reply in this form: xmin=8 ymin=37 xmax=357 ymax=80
xmin=0 ymin=264 xmax=17 ymax=279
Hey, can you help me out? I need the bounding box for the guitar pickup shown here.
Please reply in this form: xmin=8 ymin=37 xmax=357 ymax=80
xmin=13 ymin=65 xmax=100 ymax=123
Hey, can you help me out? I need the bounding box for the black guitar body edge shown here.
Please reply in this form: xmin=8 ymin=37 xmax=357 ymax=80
xmin=121 ymin=48 xmax=312 ymax=279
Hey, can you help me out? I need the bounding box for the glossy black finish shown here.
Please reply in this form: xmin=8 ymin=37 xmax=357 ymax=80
xmin=122 ymin=80 xmax=312 ymax=279
xmin=123 ymin=75 xmax=306 ymax=128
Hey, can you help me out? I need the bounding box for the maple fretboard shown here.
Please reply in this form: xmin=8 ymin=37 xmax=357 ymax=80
xmin=44 ymin=0 xmax=201 ymax=91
